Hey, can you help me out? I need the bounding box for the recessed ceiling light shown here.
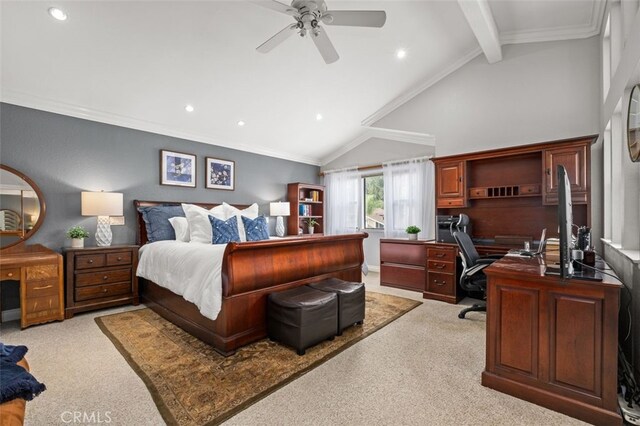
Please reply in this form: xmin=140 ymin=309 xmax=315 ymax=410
xmin=396 ymin=49 xmax=407 ymax=59
xmin=185 ymin=105 xmax=194 ymax=113
xmin=48 ymin=7 xmax=67 ymax=21
xmin=316 ymin=113 xmax=323 ymax=121
xmin=237 ymin=120 xmax=245 ymax=127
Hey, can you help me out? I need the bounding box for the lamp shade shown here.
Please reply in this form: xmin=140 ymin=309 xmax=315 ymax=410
xmin=81 ymin=191 xmax=123 ymax=216
xmin=269 ymin=202 xmax=290 ymax=217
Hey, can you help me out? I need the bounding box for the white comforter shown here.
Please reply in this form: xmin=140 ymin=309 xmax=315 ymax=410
xmin=136 ymin=241 xmax=226 ymax=321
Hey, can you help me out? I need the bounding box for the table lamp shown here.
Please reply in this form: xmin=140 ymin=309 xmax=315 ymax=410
xmin=270 ymin=202 xmax=290 ymax=237
xmin=81 ymin=191 xmax=123 ymax=247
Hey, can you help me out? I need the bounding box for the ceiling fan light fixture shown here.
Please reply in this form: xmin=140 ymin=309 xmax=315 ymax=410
xmin=48 ymin=7 xmax=67 ymax=21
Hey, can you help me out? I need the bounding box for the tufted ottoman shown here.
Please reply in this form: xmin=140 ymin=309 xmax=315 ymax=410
xmin=267 ymin=286 xmax=338 ymax=355
xmin=309 ymin=278 xmax=365 ymax=335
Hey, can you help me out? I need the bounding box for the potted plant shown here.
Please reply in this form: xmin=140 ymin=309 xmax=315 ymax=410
xmin=406 ymin=225 xmax=421 ymax=240
xmin=67 ymin=225 xmax=90 ymax=248
xmin=304 ymin=218 xmax=318 ymax=235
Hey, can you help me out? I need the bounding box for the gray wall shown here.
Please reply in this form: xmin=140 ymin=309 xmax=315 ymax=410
xmin=0 ymin=102 xmax=319 ymax=310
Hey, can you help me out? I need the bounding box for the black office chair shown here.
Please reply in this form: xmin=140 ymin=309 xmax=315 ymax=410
xmin=453 ymin=231 xmax=501 ymax=319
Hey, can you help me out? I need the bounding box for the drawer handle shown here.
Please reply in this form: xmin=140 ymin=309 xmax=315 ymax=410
xmin=117 ymin=257 xmax=123 ymax=261
xmin=433 ymin=280 xmax=446 ymax=286
xmin=33 ymin=284 xmax=53 ymax=290
xmin=102 ymin=289 xmax=108 ymax=293
xmin=435 ymin=253 xmax=445 ymax=258
xmin=435 ymin=264 xmax=445 ymax=269
xmin=7 ymin=272 xmax=13 ymax=277
xmin=103 ymin=275 xmax=108 ymax=280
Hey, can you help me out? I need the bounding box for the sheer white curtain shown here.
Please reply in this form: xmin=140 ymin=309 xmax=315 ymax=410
xmin=383 ymin=158 xmax=435 ymax=239
xmin=324 ymin=167 xmax=361 ymax=235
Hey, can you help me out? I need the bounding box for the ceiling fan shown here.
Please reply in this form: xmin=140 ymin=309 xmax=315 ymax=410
xmin=252 ymin=0 xmax=386 ymax=64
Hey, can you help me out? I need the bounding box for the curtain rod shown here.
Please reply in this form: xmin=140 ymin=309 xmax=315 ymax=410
xmin=320 ymin=155 xmax=433 ymax=176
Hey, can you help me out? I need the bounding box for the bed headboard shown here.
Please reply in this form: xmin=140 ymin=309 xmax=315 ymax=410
xmin=133 ymin=200 xmax=251 ymax=246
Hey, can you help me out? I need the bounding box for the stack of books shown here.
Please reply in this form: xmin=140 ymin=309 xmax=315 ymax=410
xmin=545 ymin=238 xmax=560 ymax=263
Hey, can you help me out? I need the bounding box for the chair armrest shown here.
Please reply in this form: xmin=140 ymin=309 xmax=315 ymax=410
xmin=466 ymin=263 xmax=490 ymax=276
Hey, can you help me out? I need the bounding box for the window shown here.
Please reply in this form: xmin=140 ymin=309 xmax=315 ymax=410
xmin=363 ymin=175 xmax=384 ymax=229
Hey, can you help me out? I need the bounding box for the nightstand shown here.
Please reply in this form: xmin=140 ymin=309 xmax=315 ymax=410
xmin=63 ymin=245 xmax=139 ymax=318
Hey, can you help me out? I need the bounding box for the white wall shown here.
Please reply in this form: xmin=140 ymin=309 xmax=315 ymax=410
xmin=374 ymin=38 xmax=600 ymax=156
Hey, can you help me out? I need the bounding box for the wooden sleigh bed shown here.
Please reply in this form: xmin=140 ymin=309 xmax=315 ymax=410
xmin=134 ymin=200 xmax=367 ymax=356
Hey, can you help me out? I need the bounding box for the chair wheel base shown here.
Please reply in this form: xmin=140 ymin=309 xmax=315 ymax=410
xmin=458 ymin=303 xmax=486 ymax=319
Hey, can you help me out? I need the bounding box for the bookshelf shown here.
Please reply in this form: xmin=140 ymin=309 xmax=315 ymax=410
xmin=287 ymin=183 xmax=325 ymax=236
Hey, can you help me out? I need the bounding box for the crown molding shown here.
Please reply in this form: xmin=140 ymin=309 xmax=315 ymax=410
xmin=361 ymin=47 xmax=483 ymax=127
xmin=320 ymin=126 xmax=435 ymax=166
xmin=0 ymin=89 xmax=322 ymax=166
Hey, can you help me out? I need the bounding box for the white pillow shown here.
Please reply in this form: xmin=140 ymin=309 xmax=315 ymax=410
xmin=223 ymin=202 xmax=259 ymax=242
xmin=168 ymin=217 xmax=190 ymax=242
xmin=182 ymin=203 xmax=227 ymax=244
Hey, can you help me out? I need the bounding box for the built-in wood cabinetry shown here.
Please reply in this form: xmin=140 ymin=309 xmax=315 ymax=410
xmin=434 ymin=136 xmax=595 ymax=240
xmin=436 ymin=160 xmax=466 ymax=208
xmin=287 ymin=183 xmax=325 ymax=236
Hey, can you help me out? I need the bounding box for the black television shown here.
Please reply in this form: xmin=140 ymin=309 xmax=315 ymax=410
xmin=557 ymin=165 xmax=574 ymax=278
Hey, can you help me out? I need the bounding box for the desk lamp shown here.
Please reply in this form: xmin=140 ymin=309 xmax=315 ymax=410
xmin=81 ymin=191 xmax=123 ymax=247
xmin=270 ymin=202 xmax=290 ymax=237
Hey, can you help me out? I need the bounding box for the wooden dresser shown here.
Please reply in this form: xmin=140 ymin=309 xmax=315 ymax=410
xmin=64 ymin=245 xmax=139 ymax=318
xmin=0 ymin=244 xmax=65 ymax=328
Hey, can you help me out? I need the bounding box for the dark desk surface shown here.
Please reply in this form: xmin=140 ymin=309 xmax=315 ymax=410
xmin=380 ymin=238 xmax=523 ymax=251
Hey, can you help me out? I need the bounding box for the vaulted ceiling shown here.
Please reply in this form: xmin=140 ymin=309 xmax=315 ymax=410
xmin=1 ymin=1 xmax=604 ymax=165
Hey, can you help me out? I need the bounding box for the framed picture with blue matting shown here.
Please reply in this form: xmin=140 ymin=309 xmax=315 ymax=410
xmin=160 ymin=149 xmax=196 ymax=187
xmin=206 ymin=157 xmax=235 ymax=191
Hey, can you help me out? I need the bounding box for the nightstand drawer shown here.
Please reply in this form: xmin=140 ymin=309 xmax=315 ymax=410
xmin=426 ymin=272 xmax=455 ymax=296
xmin=1 ymin=268 xmax=20 ymax=280
xmin=26 ymin=279 xmax=59 ymax=298
xmin=25 ymin=294 xmax=61 ymax=314
xmin=76 ymin=254 xmax=106 ymax=269
xmin=76 ymin=268 xmax=131 ymax=287
xmin=75 ymin=282 xmax=131 ymax=302
xmin=427 ymin=247 xmax=455 ymax=262
xmin=427 ymin=260 xmax=454 ymax=274
xmin=106 ymin=251 xmax=132 ymax=266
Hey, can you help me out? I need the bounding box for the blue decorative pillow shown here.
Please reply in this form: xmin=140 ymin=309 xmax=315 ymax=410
xmin=138 ymin=205 xmax=185 ymax=243
xmin=209 ymin=215 xmax=241 ymax=244
xmin=241 ymin=215 xmax=270 ymax=242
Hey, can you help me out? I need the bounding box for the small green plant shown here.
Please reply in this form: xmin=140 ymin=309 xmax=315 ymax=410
xmin=405 ymin=225 xmax=421 ymax=234
xmin=67 ymin=225 xmax=90 ymax=239
xmin=304 ymin=218 xmax=318 ymax=228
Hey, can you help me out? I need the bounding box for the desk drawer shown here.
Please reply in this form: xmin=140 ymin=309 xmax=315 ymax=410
xmin=380 ymin=264 xmax=425 ymax=291
xmin=75 ymin=282 xmax=131 ymax=302
xmin=427 ymin=247 xmax=455 ymax=262
xmin=25 ymin=294 xmax=61 ymax=314
xmin=426 ymin=272 xmax=455 ymax=296
xmin=427 ymin=260 xmax=454 ymax=274
xmin=1 ymin=268 xmax=20 ymax=280
xmin=26 ymin=279 xmax=59 ymax=298
xmin=380 ymin=243 xmax=425 ymax=266
xmin=106 ymin=251 xmax=132 ymax=266
xmin=76 ymin=254 xmax=106 ymax=270
xmin=76 ymin=268 xmax=131 ymax=287
xmin=26 ymin=265 xmax=58 ymax=281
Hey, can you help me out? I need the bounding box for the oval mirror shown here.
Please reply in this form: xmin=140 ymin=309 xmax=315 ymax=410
xmin=0 ymin=164 xmax=46 ymax=250
xmin=628 ymin=84 xmax=640 ymax=162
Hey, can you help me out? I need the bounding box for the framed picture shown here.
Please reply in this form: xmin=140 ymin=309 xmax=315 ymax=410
xmin=206 ymin=157 xmax=235 ymax=190
xmin=160 ymin=150 xmax=196 ymax=187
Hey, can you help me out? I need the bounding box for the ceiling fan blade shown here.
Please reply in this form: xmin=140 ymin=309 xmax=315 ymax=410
xmin=323 ymin=10 xmax=386 ymax=27
xmin=249 ymin=0 xmax=298 ymax=16
xmin=311 ymin=28 xmax=339 ymax=64
xmin=257 ymin=24 xmax=298 ymax=53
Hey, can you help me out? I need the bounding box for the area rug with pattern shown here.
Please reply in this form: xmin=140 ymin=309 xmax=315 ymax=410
xmin=95 ymin=291 xmax=421 ymax=426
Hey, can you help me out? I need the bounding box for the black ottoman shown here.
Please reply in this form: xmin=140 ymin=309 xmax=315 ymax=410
xmin=309 ymin=278 xmax=365 ymax=335
xmin=267 ymin=286 xmax=338 ymax=356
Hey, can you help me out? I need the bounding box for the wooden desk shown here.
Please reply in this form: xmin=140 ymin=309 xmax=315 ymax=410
xmin=0 ymin=244 xmax=65 ymax=328
xmin=483 ymin=256 xmax=621 ymax=425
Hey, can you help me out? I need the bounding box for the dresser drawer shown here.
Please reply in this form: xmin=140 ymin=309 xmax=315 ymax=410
xmin=24 ymin=294 xmax=61 ymax=314
xmin=426 ymin=272 xmax=455 ymax=296
xmin=26 ymin=264 xmax=58 ymax=281
xmin=380 ymin=243 xmax=425 ymax=266
xmin=106 ymin=251 xmax=132 ymax=266
xmin=427 ymin=260 xmax=455 ymax=274
xmin=75 ymin=282 xmax=131 ymax=302
xmin=76 ymin=254 xmax=106 ymax=269
xmin=1 ymin=268 xmax=20 ymax=280
xmin=380 ymin=264 xmax=425 ymax=292
xmin=76 ymin=268 xmax=131 ymax=287
xmin=26 ymin=279 xmax=59 ymax=298
xmin=427 ymin=247 xmax=456 ymax=262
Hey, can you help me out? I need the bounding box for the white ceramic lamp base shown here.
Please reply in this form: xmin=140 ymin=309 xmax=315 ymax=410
xmin=95 ymin=215 xmax=113 ymax=247
xmin=275 ymin=216 xmax=285 ymax=237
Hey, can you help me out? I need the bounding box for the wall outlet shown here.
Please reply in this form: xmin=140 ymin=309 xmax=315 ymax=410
xmin=110 ymin=216 xmax=125 ymax=226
